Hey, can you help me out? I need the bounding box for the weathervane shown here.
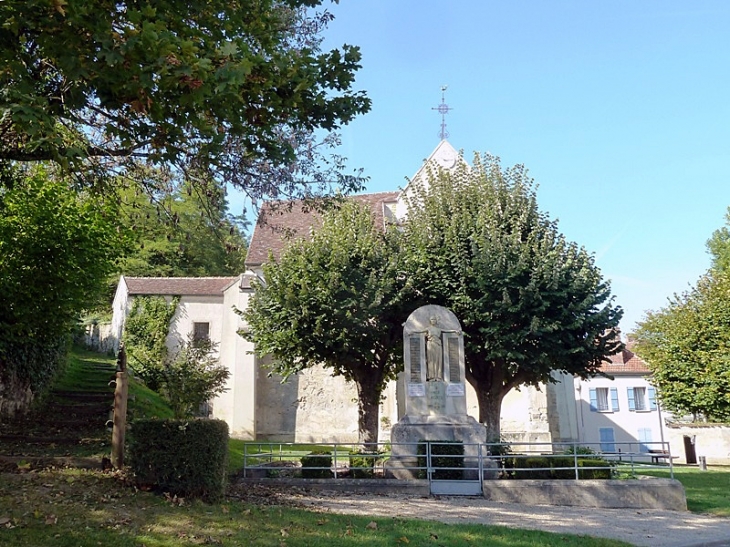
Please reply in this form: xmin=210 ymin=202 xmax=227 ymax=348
xmin=431 ymin=85 xmax=453 ymax=140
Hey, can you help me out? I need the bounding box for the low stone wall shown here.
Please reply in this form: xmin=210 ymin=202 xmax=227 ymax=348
xmin=482 ymin=477 xmax=686 ymax=511
xmin=238 ymin=476 xmax=687 ymax=511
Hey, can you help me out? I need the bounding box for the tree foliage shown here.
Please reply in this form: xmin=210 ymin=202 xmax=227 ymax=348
xmin=161 ymin=337 xmax=230 ymax=419
xmin=240 ymin=200 xmax=408 ymax=444
xmin=0 ymin=165 xmax=124 ymax=405
xmin=399 ymin=154 xmax=623 ymax=441
xmin=1 ymin=0 xmax=370 ymax=203
xmin=707 ymin=207 xmax=730 ymax=274
xmin=114 ymin=177 xmax=247 ymax=279
xmin=124 ymin=296 xmax=180 ymax=391
xmin=634 ymin=272 xmax=730 ymax=422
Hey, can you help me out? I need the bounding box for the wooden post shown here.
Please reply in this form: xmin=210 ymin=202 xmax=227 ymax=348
xmin=111 ymin=344 xmax=129 ymax=469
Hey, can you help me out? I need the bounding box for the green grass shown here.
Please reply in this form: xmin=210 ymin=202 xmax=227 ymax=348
xmin=638 ymin=465 xmax=730 ymax=516
xmin=0 ymin=467 xmax=632 ymax=547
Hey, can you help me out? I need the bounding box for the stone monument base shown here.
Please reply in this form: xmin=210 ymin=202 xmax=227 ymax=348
xmin=385 ymin=414 xmax=496 ymax=480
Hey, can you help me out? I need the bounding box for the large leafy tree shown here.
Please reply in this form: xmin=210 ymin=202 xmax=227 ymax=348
xmin=1 ymin=0 xmax=370 ymax=202
xmin=634 ymin=211 xmax=730 ymax=423
xmin=115 ymin=178 xmax=248 ymax=278
xmin=634 ymin=273 xmax=730 ymax=422
xmin=240 ymin=201 xmax=408 ymax=444
xmin=399 ymin=154 xmax=623 ymax=441
xmin=707 ymin=207 xmax=730 ymax=274
xmin=0 ymin=165 xmax=125 ymax=414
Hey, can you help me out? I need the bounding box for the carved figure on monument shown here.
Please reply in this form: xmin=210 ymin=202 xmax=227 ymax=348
xmin=425 ymin=316 xmax=444 ymax=381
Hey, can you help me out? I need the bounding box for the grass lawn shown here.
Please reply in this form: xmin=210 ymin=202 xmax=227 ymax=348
xmin=0 ymin=467 xmax=632 ymax=547
xmin=638 ymin=465 xmax=730 ymax=516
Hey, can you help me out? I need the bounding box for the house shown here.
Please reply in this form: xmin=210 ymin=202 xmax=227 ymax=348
xmin=574 ymin=342 xmax=666 ymax=456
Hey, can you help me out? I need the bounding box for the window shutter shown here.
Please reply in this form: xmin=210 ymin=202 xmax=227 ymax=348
xmin=648 ymin=387 xmax=657 ymax=410
xmin=638 ymin=428 xmax=653 ymax=452
xmin=589 ymin=388 xmax=598 ymax=411
xmin=610 ymin=388 xmax=619 ymax=411
xmin=627 ymin=387 xmax=636 ymax=411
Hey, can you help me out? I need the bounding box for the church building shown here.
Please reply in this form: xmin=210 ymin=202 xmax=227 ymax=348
xmin=111 ymin=139 xmax=585 ymax=446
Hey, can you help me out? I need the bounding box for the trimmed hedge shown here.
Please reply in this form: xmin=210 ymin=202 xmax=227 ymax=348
xmin=301 ymin=450 xmax=332 ymax=478
xmin=509 ymin=455 xmax=613 ymax=480
xmin=417 ymin=441 xmax=464 ymax=480
xmin=349 ymin=451 xmax=380 ymax=478
xmin=129 ymin=418 xmax=229 ymax=502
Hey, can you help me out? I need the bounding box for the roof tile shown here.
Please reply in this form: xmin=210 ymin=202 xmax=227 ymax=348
xmin=124 ymin=276 xmax=238 ymax=296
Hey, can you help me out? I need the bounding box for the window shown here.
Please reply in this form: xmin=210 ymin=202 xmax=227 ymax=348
xmin=589 ymin=387 xmax=619 ymax=412
xmin=599 ymin=428 xmax=616 ymax=452
xmin=638 ymin=428 xmax=653 ymax=452
xmin=193 ymin=322 xmax=210 ymax=342
xmin=628 ymin=386 xmax=657 ymax=411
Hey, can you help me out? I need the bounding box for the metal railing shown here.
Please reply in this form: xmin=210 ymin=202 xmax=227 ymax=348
xmin=240 ymin=440 xmax=675 ymax=480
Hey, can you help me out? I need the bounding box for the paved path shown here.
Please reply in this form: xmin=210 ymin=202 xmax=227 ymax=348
xmin=290 ymin=492 xmax=730 ymax=547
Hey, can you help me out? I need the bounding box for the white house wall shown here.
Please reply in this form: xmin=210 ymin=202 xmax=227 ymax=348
xmin=167 ymin=296 xmax=225 ymax=354
xmin=212 ymin=279 xmax=257 ymax=439
xmin=575 ymin=375 xmax=665 ymax=453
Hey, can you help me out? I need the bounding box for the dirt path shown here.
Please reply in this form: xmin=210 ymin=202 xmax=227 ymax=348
xmin=280 ymin=490 xmax=730 ymax=547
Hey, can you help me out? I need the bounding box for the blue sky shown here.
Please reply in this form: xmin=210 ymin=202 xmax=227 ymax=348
xmin=237 ymin=1 xmax=730 ymax=334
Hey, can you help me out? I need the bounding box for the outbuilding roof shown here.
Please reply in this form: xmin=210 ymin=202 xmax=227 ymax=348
xmin=124 ymin=276 xmax=239 ymax=296
xmin=601 ymin=346 xmax=650 ymax=375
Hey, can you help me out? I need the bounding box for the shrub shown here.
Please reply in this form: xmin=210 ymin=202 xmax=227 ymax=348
xmin=578 ymin=458 xmax=613 ymax=479
xmin=129 ymin=419 xmax=229 ymax=502
xmin=550 ymin=456 xmax=578 ymax=479
xmin=349 ymin=451 xmax=380 ymax=478
xmin=511 ymin=456 xmax=552 ymax=479
xmin=301 ymin=450 xmax=332 ymax=478
xmin=418 ymin=441 xmax=464 ymax=480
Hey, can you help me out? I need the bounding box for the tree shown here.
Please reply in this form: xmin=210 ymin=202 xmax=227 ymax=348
xmin=634 ymin=272 xmax=730 ymax=422
xmin=240 ymin=200 xmax=408 ymax=444
xmin=160 ymin=337 xmax=230 ymax=419
xmin=0 ymin=165 xmax=125 ymax=415
xmin=123 ymin=296 xmax=180 ymax=391
xmin=1 ymin=0 xmax=370 ymax=202
xmin=399 ymin=154 xmax=623 ymax=441
xmin=114 ymin=178 xmax=248 ymax=278
xmin=707 ymin=207 xmax=730 ymax=273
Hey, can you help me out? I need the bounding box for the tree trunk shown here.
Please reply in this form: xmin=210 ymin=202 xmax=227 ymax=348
xmin=475 ymin=386 xmax=505 ymax=443
xmin=354 ymin=373 xmax=382 ymax=447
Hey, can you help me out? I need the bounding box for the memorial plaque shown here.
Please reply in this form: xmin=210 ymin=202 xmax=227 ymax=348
xmin=447 ymin=336 xmax=460 ymax=383
xmin=426 ymin=381 xmax=446 ymax=414
xmin=409 ymin=336 xmax=422 ymax=383
xmin=446 ymin=383 xmax=465 ymax=396
xmin=408 ymin=383 xmax=425 ymax=397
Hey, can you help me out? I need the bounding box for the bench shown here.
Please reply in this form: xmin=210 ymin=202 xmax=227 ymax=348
xmin=648 ymin=449 xmax=677 ymax=464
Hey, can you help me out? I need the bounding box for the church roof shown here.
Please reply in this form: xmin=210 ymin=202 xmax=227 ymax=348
xmin=245 ymin=191 xmax=399 ymax=267
xmin=123 ymin=276 xmax=239 ymax=296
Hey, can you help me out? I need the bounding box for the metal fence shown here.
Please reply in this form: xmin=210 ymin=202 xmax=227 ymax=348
xmin=241 ymin=440 xmax=675 ymax=482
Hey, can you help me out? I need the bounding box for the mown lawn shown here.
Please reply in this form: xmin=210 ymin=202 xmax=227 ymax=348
xmin=0 ymin=467 xmax=631 ymax=547
xmin=638 ymin=465 xmax=730 ymax=516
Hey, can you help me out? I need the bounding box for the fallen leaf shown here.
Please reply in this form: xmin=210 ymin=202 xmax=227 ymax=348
xmin=366 ymin=521 xmax=378 ymax=530
xmin=316 ymin=518 xmax=328 ymax=526
xmin=0 ymin=517 xmax=10 ymax=526
xmin=280 ymin=529 xmax=289 ymax=537
xmin=398 ymin=537 xmax=410 ymax=544
xmin=45 ymin=515 xmax=58 ymax=525
xmin=221 ymin=505 xmax=229 ymax=514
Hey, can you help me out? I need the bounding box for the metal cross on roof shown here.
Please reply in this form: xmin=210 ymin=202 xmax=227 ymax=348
xmin=431 ymin=85 xmax=453 ymax=140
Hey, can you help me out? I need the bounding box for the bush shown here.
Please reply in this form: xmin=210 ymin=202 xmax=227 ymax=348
xmin=349 ymin=451 xmax=380 ymax=478
xmin=301 ymin=450 xmax=332 ymax=478
xmin=510 ymin=455 xmax=613 ymax=480
xmin=418 ymin=441 xmax=464 ymax=480
xmin=578 ymin=458 xmax=613 ymax=479
xmin=511 ymin=456 xmax=552 ymax=479
xmin=129 ymin=419 xmax=229 ymax=502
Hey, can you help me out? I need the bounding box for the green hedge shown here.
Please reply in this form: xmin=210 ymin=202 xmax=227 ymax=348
xmin=417 ymin=441 xmax=464 ymax=480
xmin=300 ymin=450 xmax=332 ymax=478
xmin=349 ymin=451 xmax=381 ymax=479
xmin=509 ymin=455 xmax=613 ymax=480
xmin=129 ymin=418 xmax=229 ymax=502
